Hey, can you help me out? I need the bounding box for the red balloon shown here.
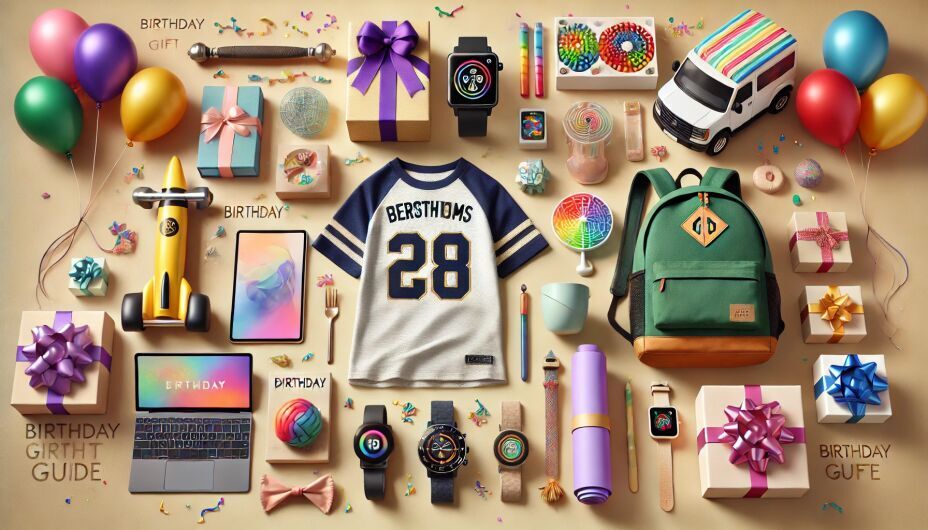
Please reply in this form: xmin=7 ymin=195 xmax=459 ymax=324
xmin=795 ymin=69 xmax=861 ymax=148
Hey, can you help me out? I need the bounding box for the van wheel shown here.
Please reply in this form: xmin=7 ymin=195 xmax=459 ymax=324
xmin=769 ymin=89 xmax=791 ymax=114
xmin=707 ymin=131 xmax=730 ymax=156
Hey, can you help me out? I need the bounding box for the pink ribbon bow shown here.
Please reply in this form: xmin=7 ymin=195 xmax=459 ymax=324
xmin=717 ymin=398 xmax=797 ymax=474
xmin=791 ymin=211 xmax=848 ymax=272
xmin=260 ymin=474 xmax=334 ymax=513
xmin=199 ymin=86 xmax=263 ymax=178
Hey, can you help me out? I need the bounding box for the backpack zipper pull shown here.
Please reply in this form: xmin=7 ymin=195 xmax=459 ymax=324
xmin=659 ymin=278 xmax=666 ymax=292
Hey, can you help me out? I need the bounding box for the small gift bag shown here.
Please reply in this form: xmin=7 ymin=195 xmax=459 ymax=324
xmin=813 ymin=354 xmax=890 ymax=424
xmin=275 ymin=144 xmax=331 ymax=199
xmin=788 ymin=211 xmax=852 ymax=272
xmin=197 ymin=85 xmax=264 ymax=177
xmin=799 ymin=285 xmax=866 ymax=343
xmin=68 ymin=256 xmax=109 ymax=297
xmin=11 ymin=311 xmax=115 ymax=415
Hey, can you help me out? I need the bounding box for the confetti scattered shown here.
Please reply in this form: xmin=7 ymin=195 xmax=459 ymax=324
xmin=109 ymin=221 xmax=138 ymax=254
xmin=792 ymin=194 xmax=802 ymax=206
xmin=204 ymin=246 xmax=218 ymax=260
xmin=345 ymin=152 xmax=370 ymax=165
xmin=779 ymin=133 xmax=786 ymax=142
xmin=773 ymin=145 xmax=780 ymax=155
xmin=515 ymin=12 xmax=522 ymax=18
xmin=256 ymin=17 xmax=276 ymax=36
xmin=212 ymin=69 xmax=228 ymax=79
xmin=210 ymin=225 xmax=226 ymax=240
xmin=123 ymin=164 xmax=145 ymax=183
xmin=41 ymin=192 xmax=51 ymax=199
xmin=290 ymin=24 xmax=310 ymax=36
xmin=318 ymin=14 xmax=338 ymax=34
xmin=65 ymin=497 xmax=71 ymax=504
xmin=254 ymin=193 xmax=267 ymax=201
xmin=794 ymin=139 xmax=804 ymax=148
xmin=283 ymin=203 xmax=290 ymax=211
xmin=666 ymin=17 xmax=704 ymax=37
xmin=474 ymin=480 xmax=490 ymax=499
xmin=394 ymin=400 xmax=417 ymax=423
xmin=248 ymin=70 xmax=309 ymax=86
xmin=467 ymin=412 xmax=488 ymax=426
xmin=103 ymin=480 xmax=107 ymax=486
xmin=497 ymin=516 xmax=503 ymax=523
xmin=344 ymin=502 xmax=352 ymax=513
xmin=300 ymin=11 xmax=313 ymax=21
xmin=435 ymin=5 xmax=464 ymax=17
xmin=311 ymin=75 xmax=332 ymax=84
xmin=474 ymin=398 xmax=490 ymax=416
xmin=344 ymin=397 xmax=354 ymax=409
xmin=160 ymin=499 xmax=170 ymax=515
xmin=271 ymin=354 xmax=292 ymax=368
xmin=185 ymin=504 xmax=191 ymax=509
xmin=302 ymin=352 xmax=315 ymax=362
xmin=650 ymin=145 xmax=668 ymax=162
xmin=405 ymin=474 xmax=416 ymax=496
xmin=215 ymin=18 xmax=245 ymax=35
xmin=316 ymin=273 xmax=334 ymax=287
xmin=197 ymin=497 xmax=224 ymax=524
xmin=822 ymin=502 xmax=844 ymax=513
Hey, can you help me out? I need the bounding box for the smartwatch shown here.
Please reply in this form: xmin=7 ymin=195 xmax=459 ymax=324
xmin=354 ymin=405 xmax=394 ymax=500
xmin=447 ymin=37 xmax=504 ymax=137
xmin=494 ymin=401 xmax=529 ymax=502
xmin=649 ymin=382 xmax=678 ymax=512
xmin=418 ymin=400 xmax=468 ymax=504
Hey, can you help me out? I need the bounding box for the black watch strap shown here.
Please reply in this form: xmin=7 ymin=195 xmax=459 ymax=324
xmin=362 ymin=405 xmax=389 ymax=500
xmin=431 ymin=475 xmax=455 ymax=504
xmin=454 ymin=36 xmax=490 ymax=53
xmin=431 ymin=400 xmax=454 ymax=426
xmin=457 ymin=109 xmax=489 ymax=137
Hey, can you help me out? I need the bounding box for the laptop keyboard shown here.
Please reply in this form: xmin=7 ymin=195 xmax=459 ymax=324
xmin=133 ymin=417 xmax=251 ymax=460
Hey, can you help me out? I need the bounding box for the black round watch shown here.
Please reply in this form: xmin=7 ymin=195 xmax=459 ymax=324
xmin=354 ymin=405 xmax=394 ymax=500
xmin=418 ymin=400 xmax=468 ymax=504
xmin=447 ymin=37 xmax=503 ymax=137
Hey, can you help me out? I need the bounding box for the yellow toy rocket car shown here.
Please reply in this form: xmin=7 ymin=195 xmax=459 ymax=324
xmin=121 ymin=156 xmax=213 ymax=332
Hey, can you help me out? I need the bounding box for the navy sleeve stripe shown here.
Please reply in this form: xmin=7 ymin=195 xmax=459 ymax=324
xmin=494 ymin=219 xmax=532 ymax=250
xmin=331 ymin=219 xmax=365 ymax=250
xmin=325 ymin=224 xmax=364 ymax=258
xmin=495 ymin=224 xmax=538 ymax=257
xmin=497 ymin=233 xmax=549 ymax=278
xmin=312 ymin=233 xmax=363 ymax=278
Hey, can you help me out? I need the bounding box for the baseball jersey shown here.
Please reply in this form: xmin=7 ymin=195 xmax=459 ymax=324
xmin=312 ymin=158 xmax=548 ymax=387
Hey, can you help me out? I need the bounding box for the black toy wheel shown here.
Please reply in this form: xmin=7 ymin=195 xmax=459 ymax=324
xmin=769 ymin=88 xmax=791 ymax=114
xmin=121 ymin=293 xmax=145 ymax=331
xmin=185 ymin=293 xmax=211 ymax=332
xmin=707 ymin=130 xmax=731 ymax=156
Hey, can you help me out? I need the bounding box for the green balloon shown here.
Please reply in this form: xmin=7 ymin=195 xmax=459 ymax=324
xmin=14 ymin=76 xmax=83 ymax=155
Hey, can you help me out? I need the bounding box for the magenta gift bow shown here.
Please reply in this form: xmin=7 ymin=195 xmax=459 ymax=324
xmin=791 ymin=211 xmax=848 ymax=272
xmin=717 ymin=398 xmax=797 ymax=474
xmin=260 ymin=474 xmax=334 ymax=513
xmin=200 ymin=105 xmax=262 ymax=143
xmin=21 ymin=322 xmax=94 ymax=395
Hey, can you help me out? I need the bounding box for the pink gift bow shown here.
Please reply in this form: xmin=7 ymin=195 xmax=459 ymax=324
xmin=790 ymin=212 xmax=848 ymax=272
xmin=260 ymin=473 xmax=334 ymax=513
xmin=200 ymin=86 xmax=263 ymax=178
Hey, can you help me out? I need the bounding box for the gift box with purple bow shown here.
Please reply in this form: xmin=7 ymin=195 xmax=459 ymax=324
xmin=11 ymin=311 xmax=114 ymax=415
xmin=346 ymin=20 xmax=430 ymax=142
xmin=696 ymin=385 xmax=809 ymax=498
xmin=813 ymin=354 xmax=891 ymax=424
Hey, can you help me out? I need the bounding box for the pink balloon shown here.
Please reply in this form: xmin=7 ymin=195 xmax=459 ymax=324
xmin=29 ymin=9 xmax=89 ymax=85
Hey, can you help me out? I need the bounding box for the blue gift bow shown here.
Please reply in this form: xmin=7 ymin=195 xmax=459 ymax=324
xmin=69 ymin=257 xmax=103 ymax=295
xmin=813 ymin=354 xmax=888 ymax=423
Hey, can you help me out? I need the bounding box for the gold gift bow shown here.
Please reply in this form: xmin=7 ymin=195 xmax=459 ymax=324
xmin=807 ymin=286 xmax=863 ymax=343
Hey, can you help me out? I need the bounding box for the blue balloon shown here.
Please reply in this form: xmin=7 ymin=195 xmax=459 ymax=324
xmin=823 ymin=11 xmax=888 ymax=91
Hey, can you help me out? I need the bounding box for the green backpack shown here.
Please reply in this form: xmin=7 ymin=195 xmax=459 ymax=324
xmin=607 ymin=167 xmax=784 ymax=367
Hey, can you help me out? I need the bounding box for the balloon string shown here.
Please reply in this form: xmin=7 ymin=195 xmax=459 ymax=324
xmin=89 ymin=107 xmax=101 ymax=200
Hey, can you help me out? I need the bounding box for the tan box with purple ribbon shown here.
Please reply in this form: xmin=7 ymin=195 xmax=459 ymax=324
xmin=695 ymin=385 xmax=809 ymax=498
xmin=346 ymin=20 xmax=430 ymax=142
xmin=788 ymin=211 xmax=852 ymax=272
xmin=11 ymin=311 xmax=114 ymax=415
xmin=799 ymin=285 xmax=866 ymax=344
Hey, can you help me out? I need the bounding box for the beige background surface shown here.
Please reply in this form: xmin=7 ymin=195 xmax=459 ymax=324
xmin=1 ymin=1 xmax=926 ymax=528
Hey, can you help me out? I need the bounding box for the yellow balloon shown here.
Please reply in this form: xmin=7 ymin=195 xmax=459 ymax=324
xmin=859 ymin=73 xmax=928 ymax=153
xmin=120 ymin=67 xmax=187 ymax=143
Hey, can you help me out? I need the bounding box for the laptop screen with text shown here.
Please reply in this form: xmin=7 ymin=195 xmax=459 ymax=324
xmin=135 ymin=354 xmax=253 ymax=412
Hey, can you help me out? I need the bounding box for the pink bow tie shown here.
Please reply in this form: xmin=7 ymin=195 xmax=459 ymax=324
xmin=260 ymin=473 xmax=335 ymax=513
xmin=200 ymin=106 xmax=262 ymax=143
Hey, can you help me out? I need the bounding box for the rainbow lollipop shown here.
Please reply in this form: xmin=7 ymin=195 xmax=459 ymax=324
xmin=598 ymin=22 xmax=655 ymax=73
xmin=558 ymin=23 xmax=599 ymax=72
xmin=552 ymin=193 xmax=614 ymax=277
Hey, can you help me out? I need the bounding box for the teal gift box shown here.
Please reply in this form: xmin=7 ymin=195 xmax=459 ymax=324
xmin=197 ymin=85 xmax=264 ymax=178
xmin=68 ymin=257 xmax=109 ymax=297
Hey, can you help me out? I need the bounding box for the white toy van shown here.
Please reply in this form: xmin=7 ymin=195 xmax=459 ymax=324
xmin=653 ymin=10 xmax=797 ymax=156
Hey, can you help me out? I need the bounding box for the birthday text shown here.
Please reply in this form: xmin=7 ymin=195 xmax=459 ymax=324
xmin=819 ymin=443 xmax=891 ymax=481
xmin=225 ymin=205 xmax=286 ymax=219
xmin=139 ymin=18 xmax=205 ymax=30
xmin=24 ymin=423 xmax=119 ymax=482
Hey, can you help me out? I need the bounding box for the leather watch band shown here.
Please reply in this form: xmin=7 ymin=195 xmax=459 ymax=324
xmin=431 ymin=475 xmax=455 ymax=504
xmin=499 ymin=401 xmax=522 ymax=502
xmin=543 ymin=352 xmax=560 ymax=480
xmin=364 ymin=404 xmax=387 ymax=425
xmin=651 ymin=383 xmax=674 ymax=512
xmin=361 ymin=405 xmax=389 ymax=500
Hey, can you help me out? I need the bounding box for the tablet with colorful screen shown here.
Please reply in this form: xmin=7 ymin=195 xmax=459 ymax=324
xmin=230 ymin=230 xmax=307 ymax=342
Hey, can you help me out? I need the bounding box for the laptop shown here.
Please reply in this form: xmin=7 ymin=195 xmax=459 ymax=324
xmin=129 ymin=353 xmax=253 ymax=493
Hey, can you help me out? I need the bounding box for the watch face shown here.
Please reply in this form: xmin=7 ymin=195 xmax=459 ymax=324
xmin=448 ymin=53 xmax=499 ymax=106
xmin=354 ymin=424 xmax=394 ymax=464
xmin=493 ymin=429 xmax=529 ymax=467
xmin=418 ymin=424 xmax=468 ymax=473
xmin=520 ymin=110 xmax=546 ymax=141
xmin=649 ymin=406 xmax=679 ymax=439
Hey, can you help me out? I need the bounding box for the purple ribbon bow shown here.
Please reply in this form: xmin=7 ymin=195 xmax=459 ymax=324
xmin=21 ymin=322 xmax=94 ymax=396
xmin=717 ymin=398 xmax=797 ymax=474
xmin=347 ymin=20 xmax=430 ymax=141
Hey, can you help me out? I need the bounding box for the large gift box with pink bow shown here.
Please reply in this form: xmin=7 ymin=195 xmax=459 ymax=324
xmin=788 ymin=211 xmax=852 ymax=272
xmin=197 ymin=85 xmax=264 ymax=177
xmin=11 ymin=311 xmax=114 ymax=415
xmin=695 ymin=385 xmax=809 ymax=498
xmin=346 ymin=20 xmax=430 ymax=141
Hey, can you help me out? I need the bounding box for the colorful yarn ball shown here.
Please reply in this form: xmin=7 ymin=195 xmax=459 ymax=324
xmin=558 ymin=23 xmax=599 ymax=72
xmin=275 ymin=398 xmax=323 ymax=448
xmin=599 ymin=22 xmax=655 ymax=73
xmin=794 ymin=158 xmax=824 ymax=189
xmin=280 ymin=87 xmax=329 ymax=138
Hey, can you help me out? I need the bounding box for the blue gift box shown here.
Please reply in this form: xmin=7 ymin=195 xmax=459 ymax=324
xmin=197 ymin=85 xmax=264 ymax=178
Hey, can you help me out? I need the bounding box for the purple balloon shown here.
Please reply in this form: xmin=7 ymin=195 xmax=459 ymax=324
xmin=74 ymin=23 xmax=137 ymax=104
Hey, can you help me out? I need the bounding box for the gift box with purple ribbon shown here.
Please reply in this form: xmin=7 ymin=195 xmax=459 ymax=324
xmin=11 ymin=311 xmax=114 ymax=415
xmin=346 ymin=20 xmax=430 ymax=142
xmin=695 ymin=385 xmax=809 ymax=498
xmin=788 ymin=211 xmax=852 ymax=272
xmin=813 ymin=354 xmax=891 ymax=424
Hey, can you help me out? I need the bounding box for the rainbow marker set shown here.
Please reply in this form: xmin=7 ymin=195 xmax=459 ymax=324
xmin=520 ymin=22 xmax=545 ymax=98
xmin=555 ymin=16 xmax=659 ymax=90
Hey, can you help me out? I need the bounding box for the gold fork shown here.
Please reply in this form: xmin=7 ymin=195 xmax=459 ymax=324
xmin=324 ymin=286 xmax=339 ymax=365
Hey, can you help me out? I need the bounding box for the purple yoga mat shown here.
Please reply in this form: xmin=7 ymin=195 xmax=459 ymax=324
xmin=571 ymin=344 xmax=612 ymax=504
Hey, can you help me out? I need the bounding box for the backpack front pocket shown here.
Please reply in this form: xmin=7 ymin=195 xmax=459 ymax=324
xmin=651 ymin=260 xmax=762 ymax=331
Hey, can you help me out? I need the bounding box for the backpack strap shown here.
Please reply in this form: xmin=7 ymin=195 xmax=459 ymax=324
xmin=607 ymin=168 xmax=677 ymax=342
xmin=700 ymin=167 xmax=742 ymax=198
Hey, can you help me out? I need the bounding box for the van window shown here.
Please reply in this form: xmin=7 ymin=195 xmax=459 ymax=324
xmin=735 ymin=84 xmax=753 ymax=104
xmin=673 ymin=59 xmax=734 ymax=113
xmin=757 ymin=52 xmax=795 ymax=91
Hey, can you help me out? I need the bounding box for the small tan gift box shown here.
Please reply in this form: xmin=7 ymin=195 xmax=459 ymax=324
xmin=275 ymin=144 xmax=331 ymax=199
xmin=11 ymin=311 xmax=114 ymax=415
xmin=788 ymin=211 xmax=852 ymax=272
xmin=799 ymin=285 xmax=866 ymax=344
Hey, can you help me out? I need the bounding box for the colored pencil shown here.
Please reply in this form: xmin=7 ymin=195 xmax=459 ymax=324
xmin=534 ymin=22 xmax=545 ymax=97
xmin=520 ymin=23 xmax=530 ymax=98
xmin=626 ymin=380 xmax=639 ymax=493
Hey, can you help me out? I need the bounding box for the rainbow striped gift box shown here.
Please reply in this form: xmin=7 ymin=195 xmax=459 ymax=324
xmin=695 ymin=9 xmax=796 ymax=83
